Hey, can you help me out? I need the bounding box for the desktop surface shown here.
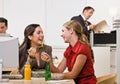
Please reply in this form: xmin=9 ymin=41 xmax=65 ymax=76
xmin=0 ymin=78 xmax=75 ymax=84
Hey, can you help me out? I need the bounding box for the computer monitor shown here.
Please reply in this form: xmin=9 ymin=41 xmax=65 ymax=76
xmin=0 ymin=36 xmax=19 ymax=71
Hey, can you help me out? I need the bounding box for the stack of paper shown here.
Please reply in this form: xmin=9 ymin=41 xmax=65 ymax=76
xmin=93 ymin=20 xmax=109 ymax=33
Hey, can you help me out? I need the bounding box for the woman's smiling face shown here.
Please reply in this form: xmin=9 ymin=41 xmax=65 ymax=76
xmin=29 ymin=26 xmax=44 ymax=46
xmin=61 ymin=26 xmax=72 ymax=43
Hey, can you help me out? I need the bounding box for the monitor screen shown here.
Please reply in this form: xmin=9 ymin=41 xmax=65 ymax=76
xmin=0 ymin=36 xmax=19 ymax=71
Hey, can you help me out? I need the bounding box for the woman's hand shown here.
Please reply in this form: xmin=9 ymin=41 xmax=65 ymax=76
xmin=41 ymin=52 xmax=52 ymax=62
xmin=28 ymin=47 xmax=37 ymax=58
xmin=28 ymin=47 xmax=40 ymax=66
xmin=10 ymin=69 xmax=20 ymax=74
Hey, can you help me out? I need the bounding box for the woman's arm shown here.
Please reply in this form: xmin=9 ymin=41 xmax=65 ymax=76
xmin=63 ymin=54 xmax=87 ymax=79
xmin=51 ymin=57 xmax=67 ymax=73
xmin=41 ymin=52 xmax=67 ymax=73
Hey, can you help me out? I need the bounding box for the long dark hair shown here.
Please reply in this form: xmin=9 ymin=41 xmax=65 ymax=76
xmin=19 ymin=24 xmax=40 ymax=69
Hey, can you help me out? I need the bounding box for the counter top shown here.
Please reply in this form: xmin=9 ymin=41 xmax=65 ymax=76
xmin=0 ymin=78 xmax=75 ymax=84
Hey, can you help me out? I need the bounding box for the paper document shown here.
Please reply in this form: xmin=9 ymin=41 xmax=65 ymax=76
xmin=93 ymin=20 xmax=109 ymax=33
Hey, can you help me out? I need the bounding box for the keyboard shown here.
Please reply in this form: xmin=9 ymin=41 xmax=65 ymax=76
xmin=2 ymin=74 xmax=23 ymax=79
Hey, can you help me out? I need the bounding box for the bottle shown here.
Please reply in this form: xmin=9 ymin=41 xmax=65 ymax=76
xmin=45 ymin=62 xmax=51 ymax=81
xmin=24 ymin=64 xmax=31 ymax=80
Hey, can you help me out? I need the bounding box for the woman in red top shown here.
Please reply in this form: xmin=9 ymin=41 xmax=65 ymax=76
xmin=41 ymin=20 xmax=97 ymax=84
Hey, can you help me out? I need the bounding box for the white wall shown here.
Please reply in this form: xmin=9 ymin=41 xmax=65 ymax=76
xmin=3 ymin=0 xmax=46 ymax=44
xmin=0 ymin=0 xmax=120 ymax=43
xmin=2 ymin=0 xmax=120 ymax=46
xmin=2 ymin=0 xmax=120 ymax=45
xmin=3 ymin=0 xmax=87 ymax=47
xmin=0 ymin=0 xmax=3 ymax=16
xmin=45 ymin=0 xmax=87 ymax=47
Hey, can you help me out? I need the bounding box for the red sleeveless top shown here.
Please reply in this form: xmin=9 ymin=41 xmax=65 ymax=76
xmin=64 ymin=41 xmax=97 ymax=84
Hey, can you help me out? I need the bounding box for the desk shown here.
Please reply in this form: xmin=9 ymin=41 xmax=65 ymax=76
xmin=0 ymin=78 xmax=75 ymax=84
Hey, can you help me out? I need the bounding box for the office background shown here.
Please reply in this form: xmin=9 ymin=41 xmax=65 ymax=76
xmin=0 ymin=0 xmax=119 ymax=47
xmin=0 ymin=0 xmax=120 ymax=83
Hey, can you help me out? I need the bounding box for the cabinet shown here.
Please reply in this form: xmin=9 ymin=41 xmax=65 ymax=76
xmin=92 ymin=47 xmax=110 ymax=77
xmin=92 ymin=28 xmax=119 ymax=83
xmin=116 ymin=28 xmax=120 ymax=83
xmin=110 ymin=46 xmax=117 ymax=73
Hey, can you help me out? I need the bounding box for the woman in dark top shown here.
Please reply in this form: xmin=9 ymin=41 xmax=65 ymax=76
xmin=19 ymin=24 xmax=52 ymax=74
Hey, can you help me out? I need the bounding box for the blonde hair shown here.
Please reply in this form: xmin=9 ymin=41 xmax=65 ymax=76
xmin=63 ymin=20 xmax=90 ymax=46
xmin=63 ymin=20 xmax=94 ymax=62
